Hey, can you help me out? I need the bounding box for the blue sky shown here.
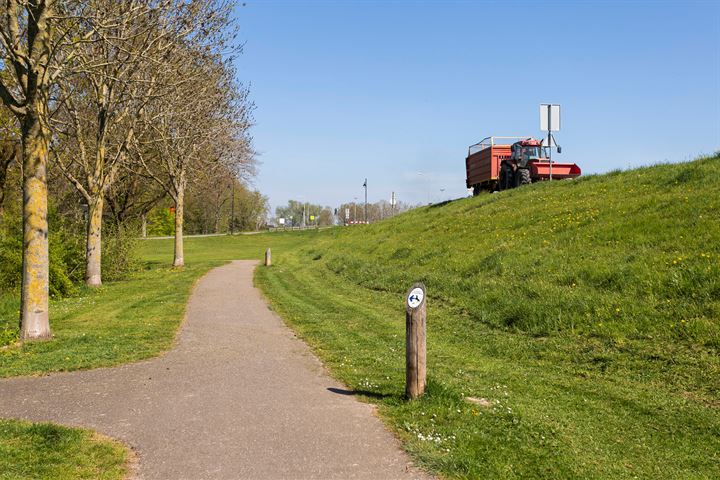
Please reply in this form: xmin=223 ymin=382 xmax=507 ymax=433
xmin=233 ymin=0 xmax=720 ymax=210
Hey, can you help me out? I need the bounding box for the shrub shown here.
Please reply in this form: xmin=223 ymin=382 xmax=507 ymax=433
xmin=102 ymin=221 xmax=140 ymax=282
xmin=0 ymin=207 xmax=84 ymax=297
xmin=147 ymin=206 xmax=174 ymax=236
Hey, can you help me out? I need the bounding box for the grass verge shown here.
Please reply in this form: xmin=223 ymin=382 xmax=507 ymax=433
xmin=0 ymin=419 xmax=129 ymax=480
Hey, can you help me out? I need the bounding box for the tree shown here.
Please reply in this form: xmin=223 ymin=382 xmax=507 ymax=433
xmin=233 ymin=188 xmax=268 ymax=231
xmin=105 ymin=167 xmax=167 ymax=230
xmin=336 ymin=199 xmax=413 ymax=224
xmin=0 ymin=1 xmax=65 ymax=339
xmin=52 ymin=1 xmax=174 ymax=286
xmin=275 ymin=200 xmax=332 ymax=227
xmin=135 ymin=5 xmax=252 ymax=265
xmin=138 ymin=55 xmax=230 ymax=265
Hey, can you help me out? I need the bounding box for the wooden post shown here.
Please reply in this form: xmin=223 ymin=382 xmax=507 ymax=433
xmin=405 ymin=282 xmax=426 ymax=399
xmin=265 ymin=248 xmax=271 ymax=267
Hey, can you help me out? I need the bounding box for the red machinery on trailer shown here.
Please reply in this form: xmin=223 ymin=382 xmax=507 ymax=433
xmin=465 ymin=136 xmax=581 ymax=195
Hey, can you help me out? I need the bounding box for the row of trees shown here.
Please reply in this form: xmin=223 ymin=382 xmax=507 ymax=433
xmin=274 ymin=198 xmax=414 ymax=227
xmin=0 ymin=1 xmax=255 ymax=340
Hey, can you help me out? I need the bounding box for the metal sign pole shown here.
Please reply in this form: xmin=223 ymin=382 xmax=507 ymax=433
xmin=548 ymin=106 xmax=553 ymax=181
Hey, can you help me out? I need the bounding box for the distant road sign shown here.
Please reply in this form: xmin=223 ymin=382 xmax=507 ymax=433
xmin=540 ymin=104 xmax=560 ymax=132
xmin=309 ymin=215 xmax=315 ymax=221
xmin=278 ymin=218 xmax=285 ymax=225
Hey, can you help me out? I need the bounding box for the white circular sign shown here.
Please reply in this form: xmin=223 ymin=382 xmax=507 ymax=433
xmin=407 ymin=287 xmax=424 ymax=309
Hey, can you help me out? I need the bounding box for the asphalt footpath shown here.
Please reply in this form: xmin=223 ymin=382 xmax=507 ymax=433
xmin=0 ymin=260 xmax=431 ymax=480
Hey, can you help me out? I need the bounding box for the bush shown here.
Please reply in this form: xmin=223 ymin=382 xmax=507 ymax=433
xmin=147 ymin=206 xmax=174 ymax=236
xmin=102 ymin=221 xmax=140 ymax=281
xmin=0 ymin=208 xmax=82 ymax=297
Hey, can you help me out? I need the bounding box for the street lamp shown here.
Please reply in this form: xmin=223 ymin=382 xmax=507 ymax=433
xmin=363 ymin=178 xmax=367 ymax=223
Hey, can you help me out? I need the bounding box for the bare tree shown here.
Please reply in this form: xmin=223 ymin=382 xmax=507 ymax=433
xmin=136 ymin=43 xmax=252 ymax=266
xmin=51 ymin=1 xmax=174 ymax=286
xmin=0 ymin=1 xmax=64 ymax=339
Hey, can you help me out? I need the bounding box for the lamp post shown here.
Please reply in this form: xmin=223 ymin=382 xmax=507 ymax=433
xmin=363 ymin=178 xmax=368 ymax=223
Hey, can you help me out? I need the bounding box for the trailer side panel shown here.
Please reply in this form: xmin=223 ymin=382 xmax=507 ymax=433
xmin=466 ymin=145 xmax=511 ymax=188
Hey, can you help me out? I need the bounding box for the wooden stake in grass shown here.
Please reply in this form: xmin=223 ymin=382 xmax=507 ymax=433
xmin=405 ymin=282 xmax=426 ymax=399
xmin=265 ymin=248 xmax=271 ymax=267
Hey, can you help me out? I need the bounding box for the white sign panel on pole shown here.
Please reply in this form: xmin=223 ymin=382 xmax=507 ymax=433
xmin=278 ymin=218 xmax=285 ymax=225
xmin=345 ymin=208 xmax=350 ymax=220
xmin=540 ymin=104 xmax=561 ymax=132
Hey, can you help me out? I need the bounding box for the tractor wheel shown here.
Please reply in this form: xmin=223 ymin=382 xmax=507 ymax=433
xmin=517 ymin=168 xmax=531 ymax=186
xmin=500 ymin=163 xmax=514 ymax=190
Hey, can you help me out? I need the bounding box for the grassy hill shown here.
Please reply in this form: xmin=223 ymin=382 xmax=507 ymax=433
xmin=315 ymin=156 xmax=718 ymax=348
xmin=256 ymin=155 xmax=720 ymax=479
xmin=1 ymin=156 xmax=717 ymax=479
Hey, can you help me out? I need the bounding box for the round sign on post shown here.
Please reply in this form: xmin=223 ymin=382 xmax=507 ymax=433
xmin=405 ymin=282 xmax=426 ymax=399
xmin=407 ymin=287 xmax=424 ymax=309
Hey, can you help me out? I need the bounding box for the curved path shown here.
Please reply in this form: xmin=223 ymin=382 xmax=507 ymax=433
xmin=0 ymin=261 xmax=430 ymax=479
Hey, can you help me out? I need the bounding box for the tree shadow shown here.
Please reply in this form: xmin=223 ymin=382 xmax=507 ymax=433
xmin=327 ymin=387 xmax=392 ymax=400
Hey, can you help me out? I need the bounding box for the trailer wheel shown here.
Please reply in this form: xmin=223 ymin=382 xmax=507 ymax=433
xmin=517 ymin=168 xmax=531 ymax=186
xmin=472 ymin=185 xmax=482 ymax=196
xmin=500 ymin=163 xmax=514 ymax=190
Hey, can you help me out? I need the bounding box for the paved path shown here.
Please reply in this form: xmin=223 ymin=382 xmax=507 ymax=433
xmin=0 ymin=261 xmax=430 ymax=480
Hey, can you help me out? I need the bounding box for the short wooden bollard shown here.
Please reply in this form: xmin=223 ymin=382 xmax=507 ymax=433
xmin=405 ymin=282 xmax=427 ymax=399
xmin=265 ymin=248 xmax=271 ymax=266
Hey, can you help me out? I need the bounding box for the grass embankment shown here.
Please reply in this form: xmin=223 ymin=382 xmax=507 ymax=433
xmin=0 ymin=419 xmax=128 ymax=480
xmin=255 ymin=156 xmax=720 ymax=479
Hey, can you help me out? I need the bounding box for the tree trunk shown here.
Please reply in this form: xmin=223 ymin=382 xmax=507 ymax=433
xmin=141 ymin=213 xmax=147 ymax=238
xmin=85 ymin=195 xmax=103 ymax=286
xmin=19 ymin=110 xmax=51 ymax=341
xmin=173 ymin=188 xmax=184 ymax=267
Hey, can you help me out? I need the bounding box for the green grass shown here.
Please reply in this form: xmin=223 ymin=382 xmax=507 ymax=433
xmin=0 ymin=231 xmax=310 ymax=377
xmin=0 ymin=419 xmax=128 ymax=479
xmin=254 ymin=156 xmax=720 ymax=478
xmin=1 ymin=157 xmax=718 ymax=478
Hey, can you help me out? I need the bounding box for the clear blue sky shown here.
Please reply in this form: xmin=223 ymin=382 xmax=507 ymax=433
xmin=233 ymin=0 xmax=720 ymax=210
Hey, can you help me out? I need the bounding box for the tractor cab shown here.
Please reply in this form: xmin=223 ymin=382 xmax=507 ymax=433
xmin=511 ymin=138 xmax=546 ymax=167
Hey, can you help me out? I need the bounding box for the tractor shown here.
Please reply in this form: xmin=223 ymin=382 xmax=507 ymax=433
xmin=465 ymin=136 xmax=581 ymax=194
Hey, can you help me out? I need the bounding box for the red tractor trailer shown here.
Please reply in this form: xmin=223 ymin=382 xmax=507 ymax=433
xmin=465 ymin=136 xmax=581 ymax=195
